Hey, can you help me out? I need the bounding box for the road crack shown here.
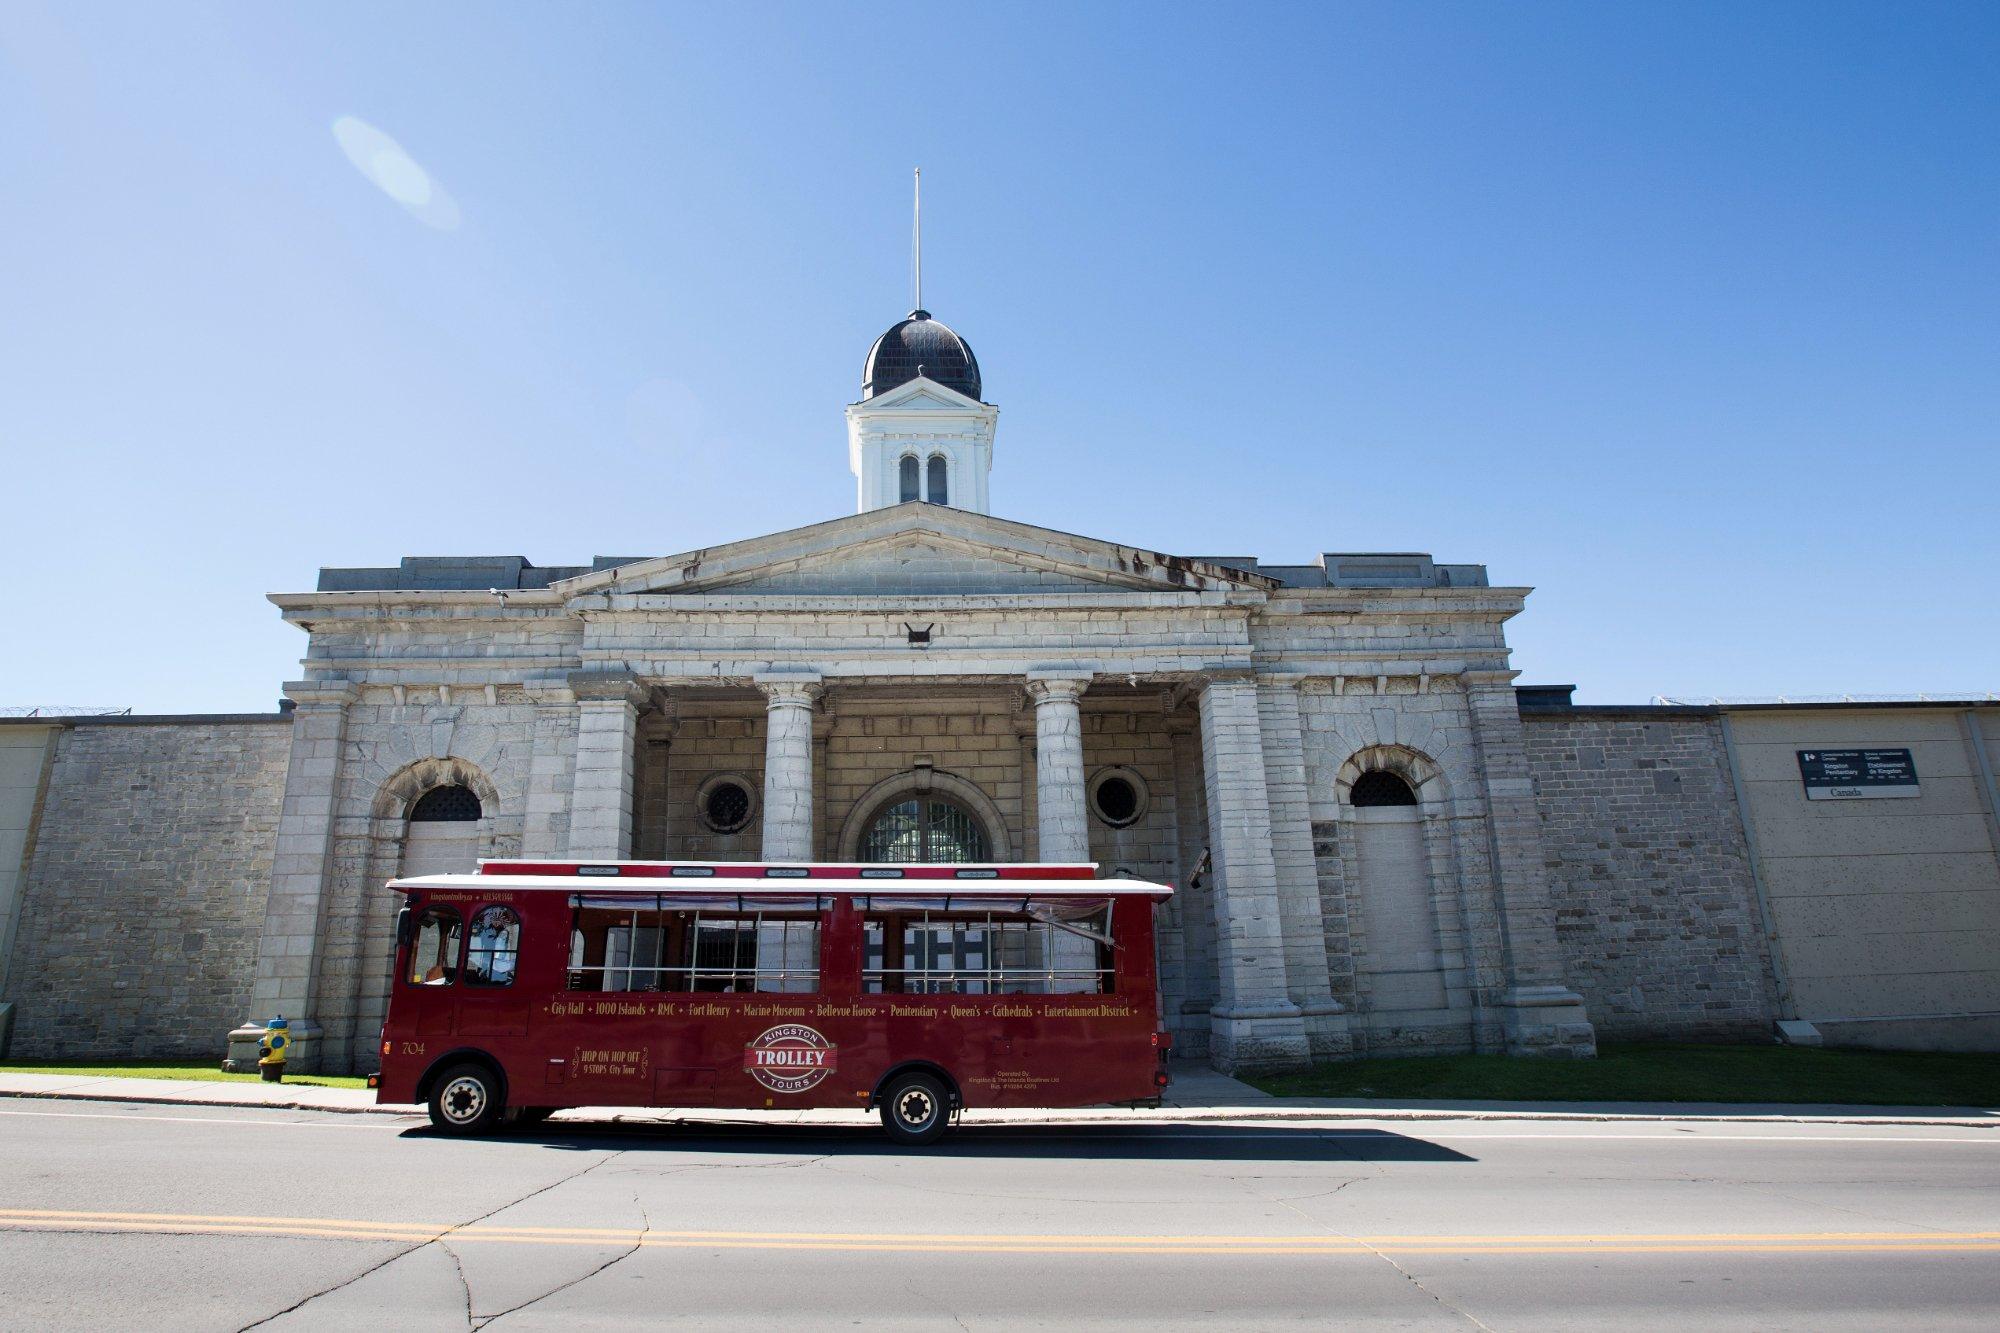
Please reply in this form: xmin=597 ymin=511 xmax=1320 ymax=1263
xmin=237 ymin=1146 xmax=630 ymax=1331
xmin=903 ymin=1280 xmax=971 ymax=1333
xmin=475 ymin=1190 xmax=652 ymax=1328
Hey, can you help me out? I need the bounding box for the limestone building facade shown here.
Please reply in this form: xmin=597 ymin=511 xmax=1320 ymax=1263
xmin=3 ymin=307 xmax=1997 ymax=1074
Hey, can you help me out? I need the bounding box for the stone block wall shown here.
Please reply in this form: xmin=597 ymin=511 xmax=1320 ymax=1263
xmin=3 ymin=718 xmax=292 ymax=1059
xmin=1523 ymin=709 xmax=1778 ymax=1041
xmin=637 ymin=708 xmax=767 ymax=861
xmin=821 ymin=697 xmax=1030 ymax=859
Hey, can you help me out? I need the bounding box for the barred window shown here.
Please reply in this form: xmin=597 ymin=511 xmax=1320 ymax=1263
xmin=567 ymin=899 xmax=820 ymax=994
xmin=411 ymin=784 xmax=482 ymax=822
xmin=1088 ymin=767 xmax=1148 ymax=827
xmin=1349 ymin=770 xmax=1418 ymax=807
xmin=863 ymin=906 xmax=1112 ymax=995
xmin=860 ymin=795 xmax=989 ymax=864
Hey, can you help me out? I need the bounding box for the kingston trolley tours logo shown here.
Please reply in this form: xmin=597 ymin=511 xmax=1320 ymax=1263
xmin=743 ymin=1024 xmax=838 ymax=1093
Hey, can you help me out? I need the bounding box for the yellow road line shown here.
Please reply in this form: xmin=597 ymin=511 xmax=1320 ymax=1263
xmin=11 ymin=1208 xmax=2000 ymax=1245
xmin=2 ymin=1210 xmax=1998 ymax=1256
xmin=0 ymin=1220 xmax=1995 ymax=1256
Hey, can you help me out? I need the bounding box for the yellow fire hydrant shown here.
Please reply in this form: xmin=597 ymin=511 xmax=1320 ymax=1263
xmin=258 ymin=1015 xmax=290 ymax=1083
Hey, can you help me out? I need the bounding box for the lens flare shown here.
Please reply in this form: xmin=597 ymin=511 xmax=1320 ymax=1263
xmin=332 ymin=116 xmax=460 ymax=231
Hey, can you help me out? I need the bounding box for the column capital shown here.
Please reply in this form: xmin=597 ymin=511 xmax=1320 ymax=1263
xmin=282 ymin=680 xmax=361 ymax=709
xmin=1025 ymin=669 xmax=1092 ymax=705
xmin=567 ymin=670 xmax=647 ymax=708
xmin=755 ymin=669 xmax=824 ymax=709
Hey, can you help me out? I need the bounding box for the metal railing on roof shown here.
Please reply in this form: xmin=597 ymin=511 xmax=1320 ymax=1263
xmin=1651 ymin=692 xmax=1999 ymax=706
xmin=0 ymin=706 xmax=134 ymax=718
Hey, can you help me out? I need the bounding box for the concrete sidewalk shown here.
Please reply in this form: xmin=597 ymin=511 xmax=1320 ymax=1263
xmin=1 ymin=1063 xmax=1994 ymax=1127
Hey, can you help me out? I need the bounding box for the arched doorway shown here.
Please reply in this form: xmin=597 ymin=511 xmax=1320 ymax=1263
xmin=1347 ymin=768 xmax=1448 ymax=1013
xmin=401 ymin=783 xmax=484 ymax=878
xmin=859 ymin=794 xmax=991 ymax=863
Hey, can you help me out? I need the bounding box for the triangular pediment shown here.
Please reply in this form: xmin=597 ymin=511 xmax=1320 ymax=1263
xmin=555 ymin=506 xmax=1279 ymax=600
xmin=891 ymin=389 xmax=962 ymax=411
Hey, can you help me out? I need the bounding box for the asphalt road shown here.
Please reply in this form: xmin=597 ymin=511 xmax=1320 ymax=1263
xmin=1 ymin=1100 xmax=1996 ymax=1331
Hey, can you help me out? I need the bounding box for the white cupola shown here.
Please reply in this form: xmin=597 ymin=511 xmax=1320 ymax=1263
xmin=847 ymin=309 xmax=997 ymax=514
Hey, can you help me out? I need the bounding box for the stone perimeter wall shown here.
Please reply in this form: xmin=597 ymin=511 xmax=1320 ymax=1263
xmin=1522 ymin=710 xmax=1779 ymax=1041
xmin=0 ymin=703 xmax=1887 ymax=1061
xmin=4 ymin=718 xmax=292 ymax=1059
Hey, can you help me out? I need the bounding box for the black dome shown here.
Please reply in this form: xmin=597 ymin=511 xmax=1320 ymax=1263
xmin=862 ymin=309 xmax=981 ymax=401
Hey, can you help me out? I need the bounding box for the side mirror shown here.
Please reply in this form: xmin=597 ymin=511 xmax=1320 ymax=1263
xmin=395 ymin=906 xmax=414 ymax=948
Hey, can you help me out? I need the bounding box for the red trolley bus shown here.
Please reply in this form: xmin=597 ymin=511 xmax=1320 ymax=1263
xmin=375 ymin=860 xmax=1174 ymax=1144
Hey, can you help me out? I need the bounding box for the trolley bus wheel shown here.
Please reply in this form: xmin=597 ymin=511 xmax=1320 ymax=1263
xmin=879 ymin=1072 xmax=950 ymax=1147
xmin=428 ymin=1062 xmax=503 ymax=1136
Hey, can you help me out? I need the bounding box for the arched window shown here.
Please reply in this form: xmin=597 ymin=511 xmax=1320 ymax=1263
xmin=411 ymin=784 xmax=482 ymax=822
xmin=1349 ymin=770 xmax=1418 ymax=807
xmin=860 ymin=795 xmax=990 ymax=863
xmin=898 ymin=454 xmax=920 ymax=503
xmin=926 ymin=453 xmax=949 ymax=505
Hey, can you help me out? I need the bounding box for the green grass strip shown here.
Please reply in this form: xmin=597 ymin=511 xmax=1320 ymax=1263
xmin=0 ymin=1060 xmax=370 ymax=1091
xmin=1248 ymin=1042 xmax=2000 ymax=1107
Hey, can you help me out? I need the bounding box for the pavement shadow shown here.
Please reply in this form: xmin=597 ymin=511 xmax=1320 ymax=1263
xmin=400 ymin=1119 xmax=1476 ymax=1162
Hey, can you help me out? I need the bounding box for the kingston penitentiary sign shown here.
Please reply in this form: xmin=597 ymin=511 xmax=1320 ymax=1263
xmin=1797 ymin=748 xmax=1920 ymax=801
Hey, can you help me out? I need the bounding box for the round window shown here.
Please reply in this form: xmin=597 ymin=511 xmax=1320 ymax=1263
xmin=695 ymin=774 xmax=756 ymax=834
xmin=1088 ymin=767 xmax=1148 ymax=828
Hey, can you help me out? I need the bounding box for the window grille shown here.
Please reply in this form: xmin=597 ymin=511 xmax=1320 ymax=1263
xmin=926 ymin=454 xmax=948 ymax=505
xmin=860 ymin=796 xmax=989 ymax=863
xmin=863 ymin=907 xmax=1112 ymax=995
xmin=1349 ymin=770 xmax=1418 ymax=807
xmin=567 ymin=902 xmax=820 ymax=994
xmin=899 ymin=454 xmax=920 ymax=503
xmin=411 ymin=784 xmax=482 ymax=822
xmin=698 ymin=778 xmax=753 ymax=834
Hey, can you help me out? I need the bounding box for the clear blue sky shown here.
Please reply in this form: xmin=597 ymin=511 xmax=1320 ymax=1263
xmin=4 ymin=3 xmax=1996 ymax=713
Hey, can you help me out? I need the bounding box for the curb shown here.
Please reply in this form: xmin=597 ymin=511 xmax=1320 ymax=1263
xmin=3 ymin=1086 xmax=1994 ymax=1129
xmin=0 ymin=1087 xmax=415 ymax=1116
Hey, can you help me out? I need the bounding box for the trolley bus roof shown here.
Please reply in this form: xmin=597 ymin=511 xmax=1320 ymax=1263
xmin=385 ymin=871 xmax=1172 ymax=898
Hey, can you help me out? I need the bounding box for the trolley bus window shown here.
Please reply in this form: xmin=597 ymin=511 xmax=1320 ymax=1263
xmin=566 ymin=901 xmax=820 ymax=994
xmin=863 ymin=905 xmax=1112 ymax=995
xmin=407 ymin=906 xmax=463 ymax=986
xmin=465 ymin=905 xmax=520 ymax=986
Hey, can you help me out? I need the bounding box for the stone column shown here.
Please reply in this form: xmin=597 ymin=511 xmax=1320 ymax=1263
xmin=566 ymin=672 xmax=646 ymax=860
xmin=1026 ymin=669 xmax=1092 ymax=864
xmin=756 ymin=670 xmax=823 ymax=862
xmin=521 ymin=680 xmax=578 ymax=858
xmin=229 ymin=679 xmax=359 ymax=1072
xmin=1463 ymin=669 xmax=1596 ymax=1057
xmin=1196 ymin=672 xmax=1310 ymax=1074
xmin=1258 ymin=679 xmax=1350 ymax=1059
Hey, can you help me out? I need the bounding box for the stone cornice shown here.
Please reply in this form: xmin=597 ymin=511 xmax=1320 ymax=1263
xmin=269 ymin=589 xmax=567 ymax=615
xmin=579 ymin=590 xmax=1261 ymax=615
xmin=282 ymin=679 xmax=361 ymax=708
xmin=1263 ymin=587 xmax=1531 ymax=620
xmin=566 ymin=670 xmax=649 ymax=708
